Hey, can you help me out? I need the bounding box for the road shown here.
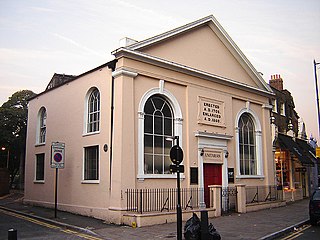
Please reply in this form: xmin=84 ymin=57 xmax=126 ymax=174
xmin=0 ymin=208 xmax=103 ymax=240
xmin=277 ymin=224 xmax=320 ymax=240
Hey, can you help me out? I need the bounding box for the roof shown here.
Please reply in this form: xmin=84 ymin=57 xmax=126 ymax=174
xmin=112 ymin=15 xmax=274 ymax=96
xmin=28 ymin=60 xmax=117 ymax=102
xmin=296 ymin=138 xmax=319 ymax=164
xmin=46 ymin=73 xmax=77 ymax=91
xmin=278 ymin=133 xmax=314 ymax=166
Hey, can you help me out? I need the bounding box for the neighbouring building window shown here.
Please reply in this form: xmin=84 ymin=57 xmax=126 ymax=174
xmin=238 ymin=113 xmax=257 ymax=175
xmin=35 ymin=153 xmax=45 ymax=181
xmin=87 ymin=88 xmax=100 ymax=133
xmin=84 ymin=146 xmax=99 ymax=180
xmin=280 ymin=102 xmax=285 ymax=116
xmin=272 ymin=99 xmax=277 ymax=113
xmin=144 ymin=95 xmax=173 ymax=174
xmin=37 ymin=107 xmax=47 ymax=144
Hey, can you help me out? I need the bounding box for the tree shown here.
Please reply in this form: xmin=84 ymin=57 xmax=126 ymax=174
xmin=0 ymin=90 xmax=36 ymax=188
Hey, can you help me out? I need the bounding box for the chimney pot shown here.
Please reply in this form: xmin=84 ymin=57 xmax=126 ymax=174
xmin=269 ymin=73 xmax=283 ymax=91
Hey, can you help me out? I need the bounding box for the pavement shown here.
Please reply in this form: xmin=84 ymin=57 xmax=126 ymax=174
xmin=0 ymin=190 xmax=311 ymax=240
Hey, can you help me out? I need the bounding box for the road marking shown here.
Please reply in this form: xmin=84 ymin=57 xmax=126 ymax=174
xmin=0 ymin=208 xmax=104 ymax=240
xmin=280 ymin=224 xmax=311 ymax=240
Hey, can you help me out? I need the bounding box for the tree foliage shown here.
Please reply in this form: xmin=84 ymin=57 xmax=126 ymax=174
xmin=0 ymin=90 xmax=36 ymax=187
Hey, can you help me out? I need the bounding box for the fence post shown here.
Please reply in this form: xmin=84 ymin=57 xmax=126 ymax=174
xmin=236 ymin=184 xmax=246 ymax=213
xmin=139 ymin=189 xmax=143 ymax=214
xmin=209 ymin=185 xmax=221 ymax=217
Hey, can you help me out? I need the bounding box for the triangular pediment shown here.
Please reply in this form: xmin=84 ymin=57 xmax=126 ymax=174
xmin=126 ymin=16 xmax=271 ymax=92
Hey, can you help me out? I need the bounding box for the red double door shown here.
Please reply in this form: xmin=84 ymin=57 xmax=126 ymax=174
xmin=204 ymin=163 xmax=222 ymax=207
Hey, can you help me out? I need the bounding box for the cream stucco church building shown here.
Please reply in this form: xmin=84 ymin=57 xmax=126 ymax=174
xmin=25 ymin=15 xmax=275 ymax=226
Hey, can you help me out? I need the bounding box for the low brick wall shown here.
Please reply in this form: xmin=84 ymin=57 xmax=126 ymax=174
xmin=246 ymin=200 xmax=286 ymax=212
xmin=122 ymin=208 xmax=216 ymax=227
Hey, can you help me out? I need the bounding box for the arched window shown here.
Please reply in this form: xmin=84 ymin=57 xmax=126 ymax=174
xmin=238 ymin=113 xmax=256 ymax=175
xmin=137 ymin=85 xmax=183 ymax=179
xmin=235 ymin=107 xmax=263 ymax=178
xmin=144 ymin=95 xmax=173 ymax=174
xmin=87 ymin=88 xmax=100 ymax=133
xmin=38 ymin=107 xmax=47 ymax=144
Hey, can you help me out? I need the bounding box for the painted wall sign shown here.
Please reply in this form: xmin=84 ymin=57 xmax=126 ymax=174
xmin=198 ymin=97 xmax=225 ymax=127
xmin=203 ymin=148 xmax=223 ymax=164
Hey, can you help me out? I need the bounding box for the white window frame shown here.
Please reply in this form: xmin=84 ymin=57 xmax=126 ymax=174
xmin=235 ymin=107 xmax=264 ymax=179
xmin=280 ymin=102 xmax=285 ymax=116
xmin=137 ymin=85 xmax=183 ymax=180
xmin=34 ymin=153 xmax=45 ymax=183
xmin=238 ymin=113 xmax=256 ymax=175
xmin=272 ymin=99 xmax=277 ymax=113
xmin=84 ymin=87 xmax=100 ymax=135
xmin=36 ymin=107 xmax=47 ymax=145
xmin=82 ymin=145 xmax=100 ymax=183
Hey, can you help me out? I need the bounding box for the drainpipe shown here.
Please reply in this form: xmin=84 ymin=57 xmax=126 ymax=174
xmin=107 ymin=60 xmax=117 ymax=190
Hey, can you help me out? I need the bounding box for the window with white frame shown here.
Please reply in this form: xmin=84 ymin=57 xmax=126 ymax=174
xmin=238 ymin=113 xmax=257 ymax=175
xmin=35 ymin=153 xmax=45 ymax=181
xmin=84 ymin=146 xmax=99 ymax=180
xmin=144 ymin=95 xmax=174 ymax=174
xmin=137 ymin=86 xmax=183 ymax=180
xmin=280 ymin=102 xmax=285 ymax=116
xmin=38 ymin=107 xmax=47 ymax=144
xmin=87 ymin=88 xmax=100 ymax=133
xmin=272 ymin=99 xmax=277 ymax=113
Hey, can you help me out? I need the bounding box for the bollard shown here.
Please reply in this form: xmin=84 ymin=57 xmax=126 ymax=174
xmin=8 ymin=228 xmax=17 ymax=240
xmin=200 ymin=210 xmax=209 ymax=240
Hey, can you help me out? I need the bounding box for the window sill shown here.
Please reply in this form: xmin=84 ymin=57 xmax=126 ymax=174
xmin=236 ymin=175 xmax=265 ymax=179
xmin=33 ymin=180 xmax=45 ymax=184
xmin=35 ymin=143 xmax=45 ymax=147
xmin=81 ymin=180 xmax=99 ymax=184
xmin=82 ymin=131 xmax=100 ymax=137
xmin=137 ymin=174 xmax=185 ymax=181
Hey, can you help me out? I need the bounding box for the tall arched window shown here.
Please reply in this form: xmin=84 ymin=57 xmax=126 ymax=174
xmin=238 ymin=113 xmax=256 ymax=175
xmin=144 ymin=95 xmax=173 ymax=174
xmin=87 ymin=88 xmax=100 ymax=133
xmin=38 ymin=107 xmax=47 ymax=144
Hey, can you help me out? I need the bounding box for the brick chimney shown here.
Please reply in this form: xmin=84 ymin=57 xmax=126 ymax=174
xmin=269 ymin=74 xmax=283 ymax=91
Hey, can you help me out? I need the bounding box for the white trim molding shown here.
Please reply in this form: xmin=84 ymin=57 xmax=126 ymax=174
xmin=235 ymin=104 xmax=264 ymax=179
xmin=137 ymin=83 xmax=183 ymax=180
xmin=112 ymin=68 xmax=138 ymax=78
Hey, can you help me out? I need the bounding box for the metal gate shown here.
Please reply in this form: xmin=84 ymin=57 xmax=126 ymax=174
xmin=221 ymin=187 xmax=237 ymax=214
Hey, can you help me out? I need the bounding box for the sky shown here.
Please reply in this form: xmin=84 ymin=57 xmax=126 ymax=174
xmin=0 ymin=0 xmax=320 ymax=140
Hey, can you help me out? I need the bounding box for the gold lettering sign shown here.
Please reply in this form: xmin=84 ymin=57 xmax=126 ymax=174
xmin=198 ymin=97 xmax=225 ymax=127
xmin=203 ymin=148 xmax=223 ymax=164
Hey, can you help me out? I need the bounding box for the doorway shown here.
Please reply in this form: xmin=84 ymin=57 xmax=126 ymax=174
xmin=204 ymin=163 xmax=222 ymax=207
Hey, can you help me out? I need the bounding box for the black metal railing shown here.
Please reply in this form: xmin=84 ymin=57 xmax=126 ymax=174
xmin=221 ymin=187 xmax=237 ymax=214
xmin=245 ymin=185 xmax=282 ymax=204
xmin=126 ymin=188 xmax=202 ymax=213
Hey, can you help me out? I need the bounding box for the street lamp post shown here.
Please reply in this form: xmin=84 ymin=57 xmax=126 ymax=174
xmin=314 ymin=60 xmax=320 ymax=138
xmin=167 ymin=136 xmax=183 ymax=240
xmin=175 ymin=137 xmax=182 ymax=240
xmin=1 ymin=147 xmax=9 ymax=169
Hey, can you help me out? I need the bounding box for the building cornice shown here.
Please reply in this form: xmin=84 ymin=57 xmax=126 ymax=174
xmin=112 ymin=68 xmax=138 ymax=78
xmin=195 ymin=131 xmax=233 ymax=140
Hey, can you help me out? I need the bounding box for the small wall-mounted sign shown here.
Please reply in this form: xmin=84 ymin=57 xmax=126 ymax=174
xmin=228 ymin=168 xmax=234 ymax=183
xmin=202 ymin=148 xmax=223 ymax=164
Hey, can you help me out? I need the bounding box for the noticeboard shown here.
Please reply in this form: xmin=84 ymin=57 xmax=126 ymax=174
xmin=51 ymin=142 xmax=65 ymax=169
